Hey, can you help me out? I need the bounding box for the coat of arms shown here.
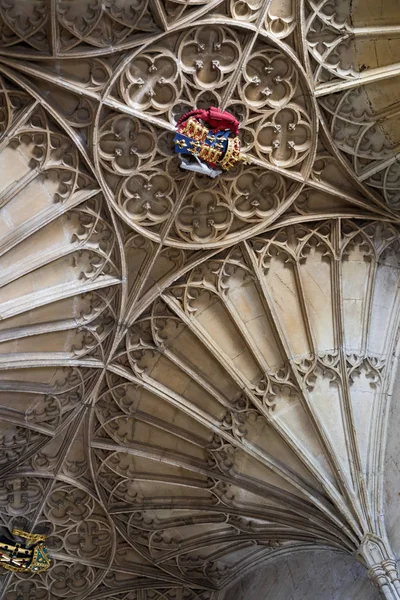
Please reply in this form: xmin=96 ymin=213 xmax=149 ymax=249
xmin=0 ymin=527 xmax=51 ymax=573
xmin=174 ymin=107 xmax=247 ymax=178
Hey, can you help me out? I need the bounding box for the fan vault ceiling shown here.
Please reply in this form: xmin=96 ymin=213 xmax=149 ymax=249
xmin=1 ymin=0 xmax=400 ymax=598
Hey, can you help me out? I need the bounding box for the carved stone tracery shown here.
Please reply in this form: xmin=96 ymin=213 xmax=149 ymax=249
xmin=0 ymin=0 xmax=400 ymax=599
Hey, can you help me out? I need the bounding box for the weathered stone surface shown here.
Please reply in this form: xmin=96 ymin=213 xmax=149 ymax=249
xmin=221 ymin=549 xmax=380 ymax=600
xmin=0 ymin=0 xmax=400 ymax=599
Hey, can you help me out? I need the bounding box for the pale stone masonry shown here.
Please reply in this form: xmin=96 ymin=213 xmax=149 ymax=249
xmin=0 ymin=0 xmax=400 ymax=598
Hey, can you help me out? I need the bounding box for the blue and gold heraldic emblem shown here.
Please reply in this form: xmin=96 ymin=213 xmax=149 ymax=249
xmin=0 ymin=528 xmax=51 ymax=574
xmin=173 ymin=107 xmax=247 ymax=178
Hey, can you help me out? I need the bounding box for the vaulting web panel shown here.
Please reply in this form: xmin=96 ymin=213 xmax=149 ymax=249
xmin=0 ymin=1 xmax=400 ymax=599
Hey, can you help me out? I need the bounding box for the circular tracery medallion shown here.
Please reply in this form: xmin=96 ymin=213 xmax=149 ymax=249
xmin=94 ymin=24 xmax=317 ymax=248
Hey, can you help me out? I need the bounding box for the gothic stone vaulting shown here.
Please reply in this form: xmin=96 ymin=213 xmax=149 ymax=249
xmin=3 ymin=0 xmax=400 ymax=598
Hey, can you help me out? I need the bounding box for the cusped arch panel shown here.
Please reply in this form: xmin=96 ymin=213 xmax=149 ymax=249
xmin=101 ymin=219 xmax=400 ymax=592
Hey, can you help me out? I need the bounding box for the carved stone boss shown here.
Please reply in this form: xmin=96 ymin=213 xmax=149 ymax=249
xmin=174 ymin=107 xmax=247 ymax=178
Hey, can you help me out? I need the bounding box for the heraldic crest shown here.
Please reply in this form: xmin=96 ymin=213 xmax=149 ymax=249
xmin=174 ymin=107 xmax=247 ymax=178
xmin=0 ymin=526 xmax=51 ymax=573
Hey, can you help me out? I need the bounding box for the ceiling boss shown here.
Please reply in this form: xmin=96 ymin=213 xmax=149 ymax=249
xmin=0 ymin=527 xmax=51 ymax=574
xmin=174 ymin=107 xmax=247 ymax=178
